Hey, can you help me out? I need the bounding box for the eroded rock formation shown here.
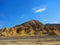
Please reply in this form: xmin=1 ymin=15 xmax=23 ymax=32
xmin=0 ymin=20 xmax=60 ymax=37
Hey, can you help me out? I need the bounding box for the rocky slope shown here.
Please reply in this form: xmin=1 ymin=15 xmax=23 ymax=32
xmin=46 ymin=24 xmax=60 ymax=36
xmin=0 ymin=20 xmax=60 ymax=37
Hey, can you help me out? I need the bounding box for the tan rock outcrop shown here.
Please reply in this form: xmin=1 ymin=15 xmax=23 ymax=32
xmin=0 ymin=20 xmax=60 ymax=37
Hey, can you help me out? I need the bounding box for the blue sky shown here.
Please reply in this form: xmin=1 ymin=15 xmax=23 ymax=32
xmin=0 ymin=0 xmax=60 ymax=29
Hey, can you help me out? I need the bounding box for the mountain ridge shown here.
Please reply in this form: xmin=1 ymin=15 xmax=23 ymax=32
xmin=0 ymin=20 xmax=60 ymax=37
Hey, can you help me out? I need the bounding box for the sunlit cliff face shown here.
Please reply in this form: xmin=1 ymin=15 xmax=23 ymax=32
xmin=0 ymin=20 xmax=60 ymax=37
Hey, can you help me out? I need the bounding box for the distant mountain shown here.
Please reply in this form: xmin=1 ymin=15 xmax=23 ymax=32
xmin=0 ymin=20 xmax=60 ymax=37
xmin=46 ymin=24 xmax=60 ymax=36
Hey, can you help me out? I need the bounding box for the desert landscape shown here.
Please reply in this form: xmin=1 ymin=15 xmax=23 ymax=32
xmin=0 ymin=0 xmax=60 ymax=45
xmin=0 ymin=20 xmax=60 ymax=45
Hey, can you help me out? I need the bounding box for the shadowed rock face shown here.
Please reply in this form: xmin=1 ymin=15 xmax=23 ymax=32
xmin=46 ymin=24 xmax=60 ymax=30
xmin=0 ymin=20 xmax=60 ymax=37
xmin=14 ymin=20 xmax=45 ymax=33
xmin=46 ymin=24 xmax=60 ymax=36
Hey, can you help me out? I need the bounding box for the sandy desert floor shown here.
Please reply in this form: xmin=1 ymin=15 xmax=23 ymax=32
xmin=0 ymin=36 xmax=60 ymax=45
xmin=0 ymin=40 xmax=60 ymax=45
xmin=0 ymin=41 xmax=60 ymax=45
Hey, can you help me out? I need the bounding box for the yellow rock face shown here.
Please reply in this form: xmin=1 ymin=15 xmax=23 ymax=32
xmin=0 ymin=20 xmax=60 ymax=37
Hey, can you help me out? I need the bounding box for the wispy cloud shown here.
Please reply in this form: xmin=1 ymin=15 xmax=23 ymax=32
xmin=43 ymin=20 xmax=47 ymax=22
xmin=52 ymin=21 xmax=60 ymax=24
xmin=0 ymin=25 xmax=2 ymax=29
xmin=32 ymin=7 xmax=46 ymax=13
xmin=19 ymin=14 xmax=25 ymax=19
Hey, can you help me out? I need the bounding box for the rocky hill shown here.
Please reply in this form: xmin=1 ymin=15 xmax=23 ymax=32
xmin=0 ymin=20 xmax=60 ymax=37
xmin=46 ymin=24 xmax=60 ymax=36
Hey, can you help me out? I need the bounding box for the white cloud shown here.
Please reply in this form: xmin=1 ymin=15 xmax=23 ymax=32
xmin=33 ymin=7 xmax=46 ymax=13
